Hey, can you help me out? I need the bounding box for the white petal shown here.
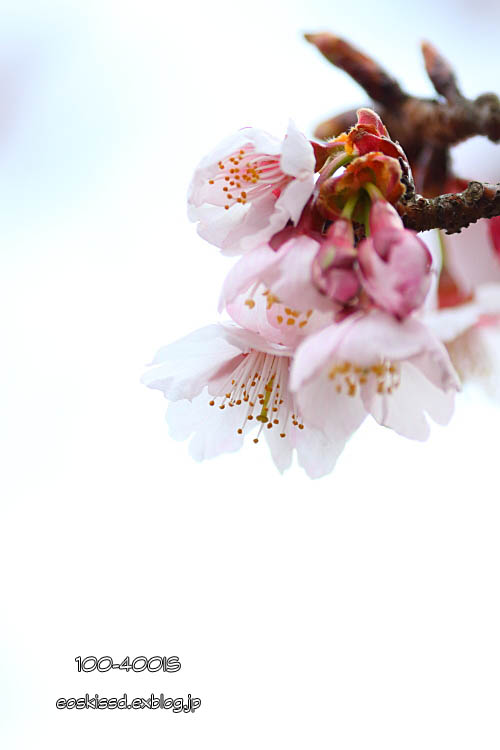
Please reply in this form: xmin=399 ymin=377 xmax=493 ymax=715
xmin=419 ymin=229 xmax=443 ymax=312
xmin=193 ymin=202 xmax=252 ymax=256
xmin=142 ymin=324 xmax=245 ymax=401
xmin=275 ymin=174 xmax=315 ymax=225
xmin=334 ymin=312 xmax=444 ymax=367
xmin=220 ymin=321 xmax=293 ymax=356
xmin=264 ymin=427 xmax=293 ymax=474
xmin=226 ymin=292 xmax=293 ymax=345
xmin=262 ymin=235 xmax=332 ymax=312
xmin=296 ymin=365 xmax=367 ymax=439
xmin=290 ymin=317 xmax=359 ymax=391
xmin=237 ymin=194 xmax=293 ymax=253
xmin=447 ymin=324 xmax=500 ymax=398
xmin=295 ymin=425 xmax=346 ymax=479
xmin=280 ymin=120 xmax=315 ymax=178
xmin=475 ymin=283 xmax=500 ymax=314
xmin=218 ymin=244 xmax=283 ymax=311
xmin=366 ymin=361 xmax=455 ymax=440
xmin=243 ymin=127 xmax=282 ymax=156
xmin=191 ymin=131 xmax=250 ymax=174
xmin=444 ymin=219 xmax=500 ymax=292
xmin=167 ymin=389 xmax=248 ymax=461
xmin=423 ymin=303 xmax=481 ymax=342
xmin=409 ymin=344 xmax=460 ymax=393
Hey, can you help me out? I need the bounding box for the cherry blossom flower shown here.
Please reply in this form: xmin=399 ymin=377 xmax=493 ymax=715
xmin=142 ymin=321 xmax=358 ymax=478
xmin=187 ymin=121 xmax=316 ymax=255
xmin=218 ymin=232 xmax=337 ymax=334
xmin=290 ymin=310 xmax=460 ymax=442
xmin=357 ymin=200 xmax=433 ymax=318
xmin=424 ymin=224 xmax=500 ymax=396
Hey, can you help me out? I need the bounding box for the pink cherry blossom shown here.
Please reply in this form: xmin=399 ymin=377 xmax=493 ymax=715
xmin=142 ymin=321 xmax=358 ymax=478
xmin=187 ymin=121 xmax=316 ymax=255
xmin=358 ymin=200 xmax=433 ymax=318
xmin=290 ymin=310 xmax=459 ymax=442
xmin=218 ymin=235 xmax=336 ymax=348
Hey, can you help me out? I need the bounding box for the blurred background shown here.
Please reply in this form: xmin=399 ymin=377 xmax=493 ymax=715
xmin=1 ymin=0 xmax=500 ymax=748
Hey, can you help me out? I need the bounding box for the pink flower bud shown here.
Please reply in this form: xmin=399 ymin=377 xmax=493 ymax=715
xmin=343 ymin=108 xmax=407 ymax=161
xmin=358 ymin=201 xmax=432 ymax=318
xmin=312 ymin=219 xmax=360 ymax=304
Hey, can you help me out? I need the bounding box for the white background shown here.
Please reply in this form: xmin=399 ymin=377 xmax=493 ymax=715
xmin=1 ymin=0 xmax=500 ymax=748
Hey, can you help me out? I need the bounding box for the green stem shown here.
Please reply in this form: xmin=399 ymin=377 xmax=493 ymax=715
xmin=341 ymin=194 xmax=358 ymax=220
xmin=363 ymin=205 xmax=371 ymax=237
xmin=319 ymin=152 xmax=354 ymax=185
xmin=364 ymin=182 xmax=384 ymax=202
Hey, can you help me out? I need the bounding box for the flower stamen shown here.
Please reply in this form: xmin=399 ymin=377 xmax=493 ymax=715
xmin=208 ymin=351 xmax=304 ymax=440
xmin=328 ymin=360 xmax=401 ymax=397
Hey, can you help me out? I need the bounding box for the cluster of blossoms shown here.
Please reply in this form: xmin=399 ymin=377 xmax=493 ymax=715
xmin=143 ymin=108 xmax=500 ymax=478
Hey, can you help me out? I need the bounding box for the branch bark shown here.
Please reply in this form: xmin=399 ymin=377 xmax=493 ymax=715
xmin=400 ymin=182 xmax=500 ymax=234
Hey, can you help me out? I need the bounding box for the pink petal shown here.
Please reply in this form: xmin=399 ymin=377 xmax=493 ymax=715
xmin=218 ymin=244 xmax=284 ymax=312
xmin=356 ymin=107 xmax=389 ymax=137
xmin=290 ymin=315 xmax=359 ymax=391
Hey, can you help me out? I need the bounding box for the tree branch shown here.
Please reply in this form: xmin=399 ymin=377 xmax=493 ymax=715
xmin=420 ymin=41 xmax=462 ymax=103
xmin=306 ymin=33 xmax=500 ymax=147
xmin=400 ymin=182 xmax=500 ymax=234
xmin=306 ymin=34 xmax=500 ymax=235
xmin=304 ymin=33 xmax=406 ymax=107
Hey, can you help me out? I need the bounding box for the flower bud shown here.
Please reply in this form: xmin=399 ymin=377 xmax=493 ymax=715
xmin=317 ymin=152 xmax=404 ymax=221
xmin=312 ymin=219 xmax=360 ymax=304
xmin=343 ymin=108 xmax=406 ymax=160
xmin=358 ymin=201 xmax=432 ymax=318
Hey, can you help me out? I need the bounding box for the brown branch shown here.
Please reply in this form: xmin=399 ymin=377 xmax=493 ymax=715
xmin=306 ymin=34 xmax=500 ymax=235
xmin=400 ymin=182 xmax=500 ymax=234
xmin=306 ymin=33 xmax=500 ymax=148
xmin=304 ymin=33 xmax=406 ymax=106
xmin=421 ymin=41 xmax=462 ymax=103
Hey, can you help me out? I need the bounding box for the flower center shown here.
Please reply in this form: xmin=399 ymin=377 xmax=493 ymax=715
xmin=328 ymin=361 xmax=401 ymax=396
xmin=208 ymin=351 xmax=304 ymax=441
xmin=207 ymin=146 xmax=288 ymax=210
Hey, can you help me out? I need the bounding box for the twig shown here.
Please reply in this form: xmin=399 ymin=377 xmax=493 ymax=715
xmin=400 ymin=182 xmax=500 ymax=234
xmin=306 ymin=33 xmax=500 ymax=147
